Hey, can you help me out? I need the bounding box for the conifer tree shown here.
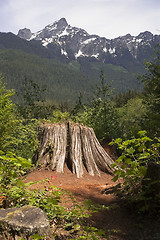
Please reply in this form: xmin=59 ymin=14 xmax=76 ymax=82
xmin=141 ymin=45 xmax=160 ymax=136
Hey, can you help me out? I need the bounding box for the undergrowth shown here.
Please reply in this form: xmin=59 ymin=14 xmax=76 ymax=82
xmin=110 ymin=130 xmax=160 ymax=214
xmin=0 ymin=151 xmax=109 ymax=239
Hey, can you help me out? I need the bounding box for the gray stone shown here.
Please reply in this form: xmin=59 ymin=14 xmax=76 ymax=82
xmin=0 ymin=205 xmax=50 ymax=237
xmin=17 ymin=28 xmax=32 ymax=40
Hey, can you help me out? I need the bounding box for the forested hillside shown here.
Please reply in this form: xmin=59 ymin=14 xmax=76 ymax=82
xmin=0 ymin=49 xmax=92 ymax=104
xmin=0 ymin=47 xmax=145 ymax=105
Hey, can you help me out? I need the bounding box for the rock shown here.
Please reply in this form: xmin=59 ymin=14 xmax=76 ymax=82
xmin=17 ymin=28 xmax=32 ymax=40
xmin=0 ymin=205 xmax=50 ymax=238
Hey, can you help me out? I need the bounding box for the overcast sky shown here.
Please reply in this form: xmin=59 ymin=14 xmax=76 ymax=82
xmin=0 ymin=0 xmax=160 ymax=39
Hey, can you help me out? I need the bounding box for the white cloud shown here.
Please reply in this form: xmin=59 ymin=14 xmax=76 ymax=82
xmin=0 ymin=0 xmax=159 ymax=38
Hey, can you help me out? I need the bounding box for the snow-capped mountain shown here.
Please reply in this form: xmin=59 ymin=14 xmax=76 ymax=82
xmin=18 ymin=18 xmax=160 ymax=62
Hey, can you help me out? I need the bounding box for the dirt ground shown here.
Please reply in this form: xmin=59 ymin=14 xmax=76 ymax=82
xmin=24 ymin=165 xmax=160 ymax=240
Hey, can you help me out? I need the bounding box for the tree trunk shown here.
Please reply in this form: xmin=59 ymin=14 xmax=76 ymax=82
xmin=34 ymin=122 xmax=114 ymax=177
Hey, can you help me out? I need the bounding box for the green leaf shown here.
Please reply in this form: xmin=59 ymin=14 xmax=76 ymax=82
xmin=127 ymin=147 xmax=135 ymax=154
xmin=138 ymin=130 xmax=147 ymax=137
xmin=116 ymin=155 xmax=124 ymax=163
xmin=92 ymin=236 xmax=99 ymax=240
xmin=125 ymin=158 xmax=132 ymax=164
xmin=0 ymin=150 xmax=4 ymax=155
xmin=112 ymin=175 xmax=119 ymax=182
xmin=30 ymin=234 xmax=44 ymax=240
xmin=114 ymin=138 xmax=122 ymax=144
xmin=74 ymin=224 xmax=81 ymax=231
xmin=139 ymin=166 xmax=147 ymax=176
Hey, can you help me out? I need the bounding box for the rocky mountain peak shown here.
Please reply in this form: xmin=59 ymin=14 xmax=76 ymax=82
xmin=56 ymin=17 xmax=68 ymax=28
xmin=17 ymin=18 xmax=160 ymax=61
xmin=17 ymin=28 xmax=32 ymax=40
xmin=45 ymin=17 xmax=68 ymax=34
xmin=137 ymin=31 xmax=153 ymax=41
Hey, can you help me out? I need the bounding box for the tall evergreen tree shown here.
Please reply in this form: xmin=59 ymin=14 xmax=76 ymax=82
xmin=141 ymin=45 xmax=160 ymax=136
xmin=0 ymin=77 xmax=17 ymax=150
xmin=73 ymin=71 xmax=119 ymax=139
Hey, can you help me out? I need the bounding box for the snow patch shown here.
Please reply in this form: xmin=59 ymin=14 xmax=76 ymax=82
xmin=42 ymin=38 xmax=53 ymax=47
xmin=75 ymin=50 xmax=99 ymax=59
xmin=58 ymin=27 xmax=69 ymax=37
xmin=103 ymin=47 xmax=107 ymax=52
xmin=61 ymin=49 xmax=68 ymax=57
xmin=29 ymin=30 xmax=43 ymax=40
xmin=109 ymin=48 xmax=115 ymax=54
xmin=83 ymin=38 xmax=96 ymax=45
xmin=75 ymin=50 xmax=84 ymax=58
xmin=136 ymin=38 xmax=143 ymax=43
xmin=91 ymin=53 xmax=99 ymax=59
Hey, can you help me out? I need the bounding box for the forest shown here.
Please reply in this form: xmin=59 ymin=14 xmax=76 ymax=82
xmin=0 ymin=47 xmax=145 ymax=105
xmin=0 ymin=45 xmax=159 ymax=239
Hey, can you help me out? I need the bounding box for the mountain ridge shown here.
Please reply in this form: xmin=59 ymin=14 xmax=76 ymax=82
xmin=17 ymin=17 xmax=160 ymax=63
xmin=0 ymin=18 xmax=159 ymax=104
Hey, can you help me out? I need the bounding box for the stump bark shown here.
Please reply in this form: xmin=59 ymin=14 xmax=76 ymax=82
xmin=34 ymin=122 xmax=114 ymax=177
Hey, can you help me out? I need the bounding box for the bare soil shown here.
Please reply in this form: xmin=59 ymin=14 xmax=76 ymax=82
xmin=24 ymin=165 xmax=160 ymax=240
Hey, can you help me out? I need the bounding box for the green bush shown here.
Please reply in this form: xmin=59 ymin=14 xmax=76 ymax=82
xmin=0 ymin=77 xmax=17 ymax=151
xmin=110 ymin=131 xmax=160 ymax=212
xmin=0 ymin=152 xmax=108 ymax=239
xmin=0 ymin=151 xmax=32 ymax=207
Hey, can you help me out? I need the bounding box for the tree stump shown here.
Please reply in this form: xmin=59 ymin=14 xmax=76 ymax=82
xmin=34 ymin=122 xmax=114 ymax=177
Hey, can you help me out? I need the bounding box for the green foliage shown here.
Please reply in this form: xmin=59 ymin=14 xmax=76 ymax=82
xmin=0 ymin=44 xmax=147 ymax=106
xmin=72 ymin=71 xmax=119 ymax=139
xmin=79 ymin=59 xmax=145 ymax=94
xmin=50 ymin=110 xmax=71 ymax=123
xmin=0 ymin=77 xmax=17 ymax=151
xmin=16 ymin=78 xmax=47 ymax=119
xmin=0 ymin=151 xmax=32 ymax=207
xmin=0 ymin=134 xmax=108 ymax=239
xmin=141 ymin=45 xmax=160 ymax=136
xmin=0 ymin=49 xmax=92 ymax=104
xmin=29 ymin=187 xmax=108 ymax=239
xmin=0 ymin=76 xmax=39 ymax=159
xmin=114 ymin=89 xmax=140 ymax=108
xmin=0 ymin=168 xmax=108 ymax=239
xmin=7 ymin=118 xmax=39 ymax=159
xmin=110 ymin=131 xmax=160 ymax=207
xmin=0 ymin=151 xmax=31 ymax=187
xmin=117 ymin=97 xmax=147 ymax=138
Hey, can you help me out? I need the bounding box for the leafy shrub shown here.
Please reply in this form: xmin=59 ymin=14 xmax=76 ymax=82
xmin=0 ymin=151 xmax=32 ymax=207
xmin=0 ymin=76 xmax=39 ymax=159
xmin=0 ymin=154 xmax=108 ymax=239
xmin=28 ymin=181 xmax=107 ymax=239
xmin=7 ymin=118 xmax=39 ymax=160
xmin=0 ymin=77 xmax=17 ymax=151
xmin=117 ymin=97 xmax=147 ymax=139
xmin=110 ymin=131 xmax=160 ymax=212
xmin=50 ymin=110 xmax=70 ymax=123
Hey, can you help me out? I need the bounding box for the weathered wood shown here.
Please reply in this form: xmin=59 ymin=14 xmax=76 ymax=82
xmin=89 ymin=128 xmax=114 ymax=174
xmin=80 ymin=125 xmax=100 ymax=176
xmin=50 ymin=123 xmax=67 ymax=173
xmin=35 ymin=122 xmax=114 ymax=177
xmin=37 ymin=123 xmax=67 ymax=173
xmin=69 ymin=123 xmax=84 ymax=178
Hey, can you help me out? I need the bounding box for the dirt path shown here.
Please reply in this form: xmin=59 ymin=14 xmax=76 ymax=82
xmin=24 ymin=165 xmax=160 ymax=240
